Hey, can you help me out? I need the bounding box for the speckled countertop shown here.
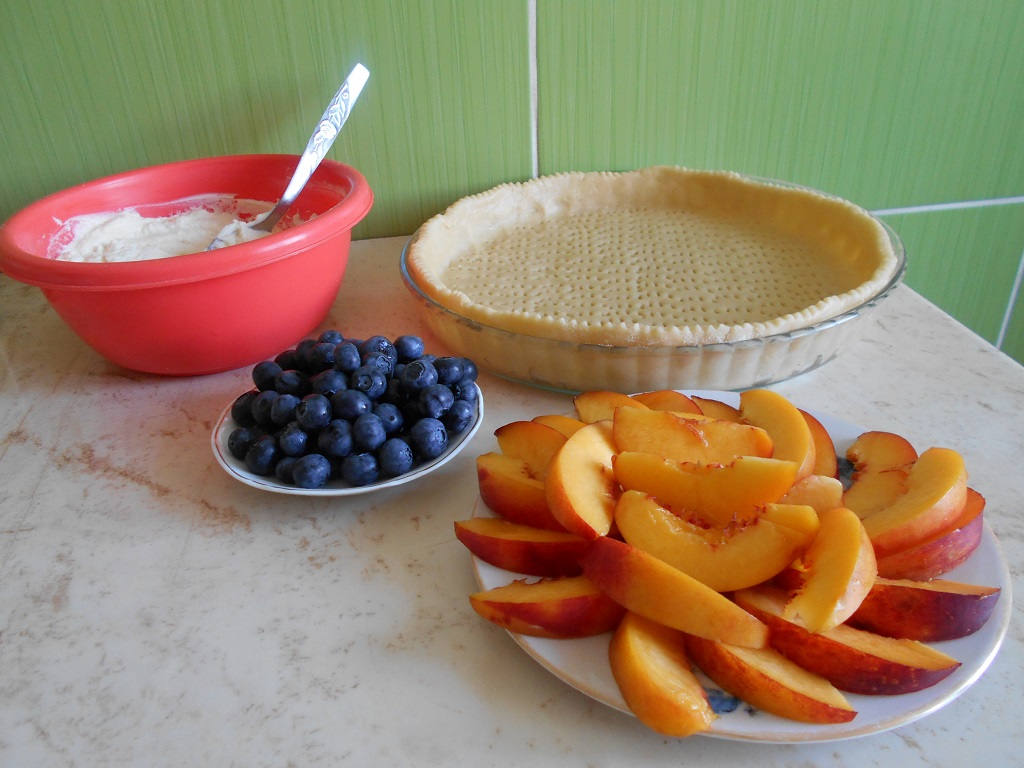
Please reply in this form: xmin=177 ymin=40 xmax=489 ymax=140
xmin=1 ymin=236 xmax=1021 ymax=767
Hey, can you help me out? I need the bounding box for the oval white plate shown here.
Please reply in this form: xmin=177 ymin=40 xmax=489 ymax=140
xmin=212 ymin=391 xmax=483 ymax=496
xmin=471 ymin=390 xmax=1011 ymax=743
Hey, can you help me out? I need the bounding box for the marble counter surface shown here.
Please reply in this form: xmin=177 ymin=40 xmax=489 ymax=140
xmin=1 ymin=236 xmax=1021 ymax=767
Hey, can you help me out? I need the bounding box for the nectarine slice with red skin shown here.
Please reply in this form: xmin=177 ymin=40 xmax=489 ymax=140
xmin=609 ymin=611 xmax=717 ymax=737
xmin=799 ymin=409 xmax=839 ymax=479
xmin=740 ymin=389 xmax=816 ymax=480
xmin=875 ymin=487 xmax=985 ymax=580
xmin=545 ymin=420 xmax=619 ymax=539
xmin=848 ymin=575 xmax=1000 ymax=642
xmin=631 ymin=390 xmax=703 ymax=414
xmin=454 ymin=517 xmax=588 ymax=577
xmin=494 ymin=420 xmax=567 ymax=479
xmin=843 ymin=468 xmax=910 ymax=519
xmin=779 ymin=474 xmax=845 ymax=513
xmin=532 ymin=413 xmax=586 ymax=438
xmin=783 ymin=506 xmax=877 ymax=633
xmin=685 ymin=635 xmax=856 ymax=724
xmin=611 ymin=407 xmax=774 ymax=465
xmin=860 ymin=447 xmax=969 ymax=558
xmin=578 ymin=537 xmax=769 ymax=648
xmin=613 ymin=491 xmax=819 ymax=592
xmin=736 ymin=587 xmax=962 ymax=695
xmin=468 ymin=575 xmax=626 ymax=638
xmin=690 ymin=396 xmax=742 ymax=423
xmin=574 ymin=391 xmax=649 ymax=423
xmin=613 ymin=452 xmax=799 ymax=526
xmin=846 ymin=430 xmax=918 ymax=473
xmin=476 ymin=452 xmax=567 ymax=531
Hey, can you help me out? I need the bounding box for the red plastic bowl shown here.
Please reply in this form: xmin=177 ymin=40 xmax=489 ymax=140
xmin=0 ymin=154 xmax=373 ymax=375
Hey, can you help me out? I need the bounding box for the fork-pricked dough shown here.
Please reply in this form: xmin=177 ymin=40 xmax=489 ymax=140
xmin=406 ymin=167 xmax=897 ymax=346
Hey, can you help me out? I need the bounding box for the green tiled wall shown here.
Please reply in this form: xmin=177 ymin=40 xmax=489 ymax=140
xmin=2 ymin=0 xmax=1023 ymax=365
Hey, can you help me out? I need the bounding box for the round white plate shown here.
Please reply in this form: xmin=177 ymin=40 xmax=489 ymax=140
xmin=471 ymin=390 xmax=1011 ymax=742
xmin=212 ymin=391 xmax=483 ymax=496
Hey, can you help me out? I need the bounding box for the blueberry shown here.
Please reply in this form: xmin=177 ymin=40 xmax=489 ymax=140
xmin=419 ymin=383 xmax=455 ymax=419
xmin=244 ymin=435 xmax=278 ymax=475
xmin=381 ymin=377 xmax=408 ymax=407
xmin=252 ymin=360 xmax=283 ymax=391
xmin=378 ymin=437 xmax=415 ymax=477
xmin=318 ymin=329 xmax=345 ymax=345
xmin=317 ymin=419 xmax=354 ymax=459
xmin=441 ymin=398 xmax=475 ymax=434
xmin=296 ymin=393 xmax=333 ymax=431
xmin=331 ymin=389 xmax=373 ymax=421
xmin=311 ymin=368 xmax=348 ymax=399
xmin=277 ymin=422 xmax=309 ymax=457
xmin=400 ymin=359 xmax=438 ymax=394
xmin=227 ymin=426 xmax=258 ymax=460
xmin=333 ymin=342 xmax=362 ymax=374
xmin=309 ymin=342 xmax=338 ymax=372
xmin=350 ymin=365 xmax=388 ymax=400
xmin=432 ymin=356 xmax=464 ymax=386
xmin=353 ymin=413 xmax=387 ymax=452
xmin=293 ymin=338 xmax=319 ymax=372
xmin=270 ymin=393 xmax=301 ymax=426
xmin=341 ymin=452 xmax=379 ymax=486
xmin=274 ymin=348 xmax=300 ymax=371
xmin=250 ymin=390 xmax=280 ymax=427
xmin=275 ymin=456 xmax=299 ymax=483
xmin=231 ymin=390 xmax=259 ymax=427
xmin=373 ymin=402 xmax=404 ymax=435
xmin=292 ymin=453 xmax=331 ymax=489
xmin=393 ymin=334 xmax=425 ymax=362
xmin=459 ymin=358 xmax=479 ymax=381
xmin=275 ymin=369 xmax=311 ymax=397
xmin=361 ymin=351 xmax=394 ymax=376
xmin=450 ymin=377 xmax=479 ymax=405
xmin=359 ymin=336 xmax=398 ymax=366
xmin=409 ymin=417 xmax=448 ymax=460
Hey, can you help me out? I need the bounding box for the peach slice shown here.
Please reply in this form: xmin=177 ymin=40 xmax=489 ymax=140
xmin=843 ymin=469 xmax=911 ymax=519
xmin=739 ymin=389 xmax=816 ymax=479
xmin=690 ymin=396 xmax=742 ymax=423
xmin=532 ymin=413 xmax=586 ymax=438
xmin=609 ymin=611 xmax=717 ymax=737
xmin=578 ymin=537 xmax=768 ymax=648
xmin=454 ymin=517 xmax=588 ymax=577
xmin=574 ymin=390 xmax=649 ymax=423
xmin=860 ymin=447 xmax=969 ymax=558
xmin=848 ymin=575 xmax=1001 ymax=642
xmin=779 ymin=474 xmax=845 ymax=513
xmin=783 ymin=506 xmax=877 ymax=633
xmin=736 ymin=586 xmax=961 ymax=695
xmin=494 ymin=420 xmax=567 ymax=479
xmin=612 ymin=407 xmax=773 ymax=464
xmin=800 ymin=409 xmax=838 ymax=479
xmin=476 ymin=452 xmax=566 ymax=531
xmin=545 ymin=420 xmax=619 ymax=539
xmin=847 ymin=430 xmax=918 ymax=472
xmin=613 ymin=491 xmax=819 ymax=592
xmin=468 ymin=575 xmax=625 ymax=638
xmin=684 ymin=635 xmax=856 ymax=724
xmin=612 ymin=452 xmax=798 ymax=526
xmin=875 ymin=487 xmax=985 ymax=580
xmin=631 ymin=389 xmax=703 ymax=414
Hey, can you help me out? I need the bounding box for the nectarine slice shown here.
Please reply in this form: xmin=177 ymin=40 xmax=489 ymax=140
xmin=739 ymin=389 xmax=816 ymax=479
xmin=630 ymin=389 xmax=703 ymax=414
xmin=476 ymin=452 xmax=566 ymax=531
xmin=574 ymin=391 xmax=648 ymax=423
xmin=736 ymin=586 xmax=961 ymax=695
xmin=494 ymin=420 xmax=567 ymax=479
xmin=609 ymin=611 xmax=717 ymax=737
xmin=779 ymin=474 xmax=845 ymax=513
xmin=578 ymin=537 xmax=768 ymax=648
xmin=532 ymin=413 xmax=586 ymax=438
xmin=468 ymin=575 xmax=625 ymax=638
xmin=783 ymin=507 xmax=877 ymax=633
xmin=454 ymin=517 xmax=588 ymax=577
xmin=613 ymin=452 xmax=798 ymax=526
xmin=799 ymin=409 xmax=838 ymax=479
xmin=685 ymin=635 xmax=856 ymax=724
xmin=545 ymin=420 xmax=619 ymax=539
xmin=860 ymin=447 xmax=969 ymax=558
xmin=847 ymin=430 xmax=918 ymax=472
xmin=613 ymin=491 xmax=818 ymax=592
xmin=612 ymin=407 xmax=773 ymax=464
xmin=690 ymin=396 xmax=742 ymax=423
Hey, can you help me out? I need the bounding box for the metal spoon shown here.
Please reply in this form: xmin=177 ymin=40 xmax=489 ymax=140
xmin=207 ymin=62 xmax=369 ymax=250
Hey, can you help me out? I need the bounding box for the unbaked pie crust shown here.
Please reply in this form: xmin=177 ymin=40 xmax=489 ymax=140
xmin=405 ymin=167 xmax=898 ymax=347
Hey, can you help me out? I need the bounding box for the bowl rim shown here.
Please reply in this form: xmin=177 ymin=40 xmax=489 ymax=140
xmin=398 ymin=175 xmax=907 ymax=354
xmin=0 ymin=154 xmax=373 ymax=291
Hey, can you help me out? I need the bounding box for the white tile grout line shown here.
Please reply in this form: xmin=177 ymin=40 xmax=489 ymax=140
xmin=528 ymin=0 xmax=539 ymax=179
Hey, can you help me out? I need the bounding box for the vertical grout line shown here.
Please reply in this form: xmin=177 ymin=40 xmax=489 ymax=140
xmin=996 ymin=245 xmax=1024 ymax=349
xmin=528 ymin=0 xmax=539 ymax=178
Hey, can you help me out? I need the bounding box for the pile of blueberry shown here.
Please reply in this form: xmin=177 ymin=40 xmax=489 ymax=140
xmin=225 ymin=331 xmax=480 ymax=489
